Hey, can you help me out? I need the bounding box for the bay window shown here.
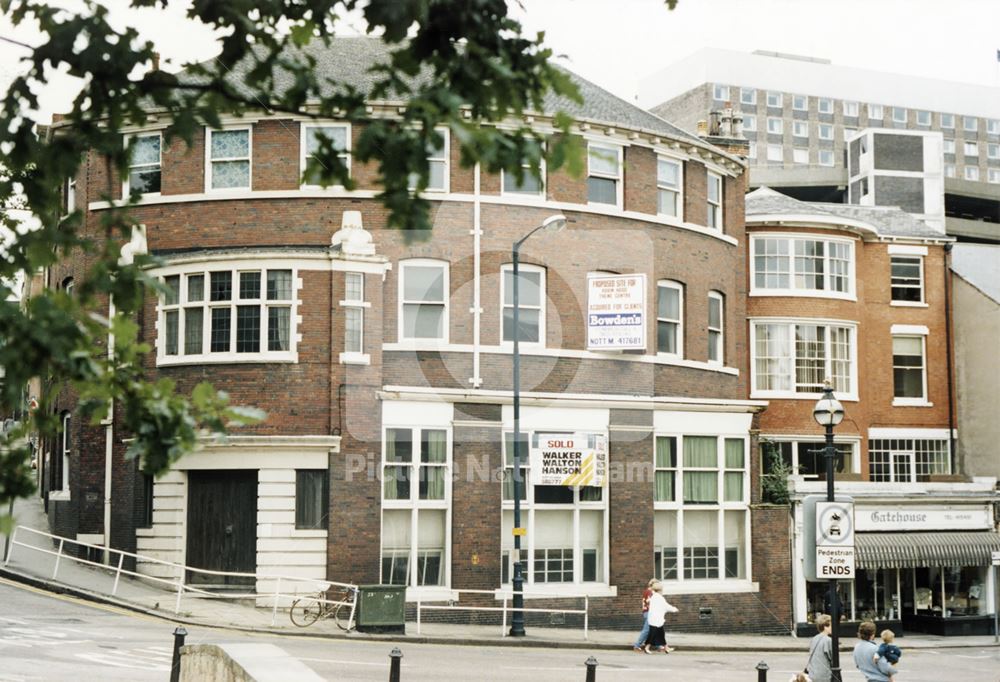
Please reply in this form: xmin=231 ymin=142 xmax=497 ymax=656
xmin=381 ymin=428 xmax=450 ymax=588
xmin=751 ymin=321 xmax=855 ymax=397
xmin=751 ymin=235 xmax=853 ymax=296
xmin=158 ymin=266 xmax=296 ymax=364
xmin=653 ymin=435 xmax=749 ymax=583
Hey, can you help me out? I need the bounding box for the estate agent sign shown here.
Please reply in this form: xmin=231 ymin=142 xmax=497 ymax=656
xmin=586 ymin=274 xmax=646 ymax=350
xmin=530 ymin=433 xmax=608 ymax=487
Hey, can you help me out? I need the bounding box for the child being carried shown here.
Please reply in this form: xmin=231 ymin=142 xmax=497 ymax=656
xmin=873 ymin=629 xmax=902 ymax=682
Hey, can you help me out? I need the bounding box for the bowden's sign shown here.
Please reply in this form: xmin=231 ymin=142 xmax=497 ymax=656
xmin=854 ymin=506 xmax=992 ymax=532
xmin=586 ymin=274 xmax=646 ymax=350
xmin=530 ymin=433 xmax=608 ymax=487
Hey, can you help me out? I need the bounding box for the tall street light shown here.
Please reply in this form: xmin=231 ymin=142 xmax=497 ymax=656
xmin=510 ymin=213 xmax=566 ymax=637
xmin=813 ymin=380 xmax=845 ymax=682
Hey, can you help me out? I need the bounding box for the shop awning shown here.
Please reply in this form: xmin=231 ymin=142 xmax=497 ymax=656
xmin=856 ymin=532 xmax=1000 ymax=569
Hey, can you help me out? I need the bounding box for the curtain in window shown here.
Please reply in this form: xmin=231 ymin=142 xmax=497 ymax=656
xmin=420 ymin=430 xmax=447 ymax=500
xmin=655 ymin=437 xmax=675 ymax=502
xmin=384 ymin=429 xmax=411 ymax=500
xmin=683 ymin=436 xmax=717 ymax=503
xmin=724 ymin=439 xmax=744 ymax=502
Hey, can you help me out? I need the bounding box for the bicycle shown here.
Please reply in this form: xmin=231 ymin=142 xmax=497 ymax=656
xmin=289 ymin=585 xmax=357 ymax=630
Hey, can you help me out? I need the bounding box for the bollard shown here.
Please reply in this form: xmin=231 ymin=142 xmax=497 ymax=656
xmin=584 ymin=656 xmax=598 ymax=682
xmin=755 ymin=660 xmax=769 ymax=682
xmin=169 ymin=627 xmax=188 ymax=682
xmin=388 ymin=647 xmax=403 ymax=682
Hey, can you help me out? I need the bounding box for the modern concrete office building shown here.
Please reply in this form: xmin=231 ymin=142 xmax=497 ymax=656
xmin=642 ymin=48 xmax=1000 ymax=243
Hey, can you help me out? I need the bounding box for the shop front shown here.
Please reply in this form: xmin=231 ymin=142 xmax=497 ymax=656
xmin=791 ymin=479 xmax=1000 ymax=637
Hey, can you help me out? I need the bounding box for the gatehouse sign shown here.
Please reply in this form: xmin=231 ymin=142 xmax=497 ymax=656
xmin=854 ymin=506 xmax=992 ymax=532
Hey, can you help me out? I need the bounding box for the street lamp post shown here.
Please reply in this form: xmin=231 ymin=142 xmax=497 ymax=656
xmin=510 ymin=214 xmax=566 ymax=637
xmin=813 ymin=380 xmax=845 ymax=682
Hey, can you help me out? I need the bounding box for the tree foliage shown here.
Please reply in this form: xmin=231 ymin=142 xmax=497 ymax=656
xmin=0 ymin=0 xmax=590 ymax=516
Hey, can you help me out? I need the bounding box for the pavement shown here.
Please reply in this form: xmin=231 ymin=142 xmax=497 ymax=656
xmin=3 ymin=494 xmax=999 ymax=655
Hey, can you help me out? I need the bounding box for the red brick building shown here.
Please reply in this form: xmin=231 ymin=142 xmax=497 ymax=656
xmin=37 ymin=38 xmax=803 ymax=633
xmin=746 ymin=187 xmax=1000 ymax=636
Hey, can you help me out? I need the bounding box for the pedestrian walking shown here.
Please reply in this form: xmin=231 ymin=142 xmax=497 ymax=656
xmin=804 ymin=614 xmax=833 ymax=682
xmin=853 ymin=621 xmax=897 ymax=682
xmin=631 ymin=579 xmax=656 ymax=652
xmin=642 ymin=581 xmax=678 ymax=654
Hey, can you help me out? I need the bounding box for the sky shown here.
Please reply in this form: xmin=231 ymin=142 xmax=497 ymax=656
xmin=1 ymin=0 xmax=1000 ymax=120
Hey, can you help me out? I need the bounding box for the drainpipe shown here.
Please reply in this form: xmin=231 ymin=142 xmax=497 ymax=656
xmin=470 ymin=163 xmax=483 ymax=389
xmin=103 ymin=297 xmax=115 ymax=564
xmin=943 ymin=243 xmax=957 ymax=474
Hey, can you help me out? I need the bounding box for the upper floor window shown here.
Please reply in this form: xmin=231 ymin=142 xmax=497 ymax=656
xmin=940 ymin=113 xmax=955 ymax=129
xmin=656 ymin=280 xmax=683 ymax=358
xmin=206 ymin=127 xmax=251 ymax=191
xmin=945 ymin=164 xmax=957 ymax=178
xmin=501 ymin=264 xmax=545 ymax=345
xmin=943 ymin=139 xmax=956 ymax=155
xmin=766 ymin=117 xmax=783 ymax=135
xmin=751 ymin=236 xmax=853 ymax=296
xmin=843 ymin=101 xmax=859 ymax=117
xmin=791 ymin=94 xmax=807 ymax=111
xmin=707 ymin=291 xmax=723 ymax=364
xmin=817 ymin=98 xmax=833 ymax=115
xmin=125 ymin=133 xmax=162 ymax=196
xmin=964 ymin=141 xmax=979 ymax=157
xmin=587 ymin=143 xmax=621 ymax=206
xmin=988 ymin=143 xmax=1000 ymax=159
xmin=740 ymin=88 xmax=756 ymax=105
xmin=963 ymin=116 xmax=978 ymax=132
xmin=743 ymin=115 xmax=756 ymax=132
xmin=502 ymin=160 xmax=545 ymax=197
xmin=987 ymin=119 xmax=1000 ymax=136
xmin=158 ymin=266 xmax=296 ymax=364
xmin=656 ymin=157 xmax=683 ymax=218
xmin=916 ymin=110 xmax=931 ymax=127
xmin=62 ymin=177 xmax=76 ymax=215
xmin=892 ymin=107 xmax=907 ymax=123
xmin=761 ymin=440 xmax=854 ymax=486
xmin=713 ymin=84 xmax=729 ymax=101
xmin=407 ymin=130 xmax=449 ymax=192
xmin=399 ymin=260 xmax=448 ymax=342
xmin=342 ymin=272 xmax=366 ymax=359
xmin=818 ymin=150 xmax=835 ymax=167
xmin=964 ymin=166 xmax=979 ymax=182
xmin=892 ymin=335 xmax=927 ymax=402
xmin=767 ymin=91 xmax=783 ymax=108
xmin=752 ymin=321 xmax=854 ymax=396
xmin=818 ymin=124 xmax=834 ymax=141
xmin=792 ymin=121 xmax=808 ymax=138
xmin=301 ymin=123 xmax=350 ymax=187
xmin=706 ymin=172 xmax=723 ymax=230
xmin=989 ymin=169 xmax=1000 ymax=184
xmin=767 ymin=144 xmax=783 ymax=162
xmin=890 ymin=255 xmax=923 ymax=303
xmin=869 ymin=438 xmax=948 ymax=483
xmin=868 ymin=104 xmax=883 ymax=120
xmin=51 ymin=412 xmax=71 ymax=493
xmin=793 ymin=148 xmax=808 ymax=165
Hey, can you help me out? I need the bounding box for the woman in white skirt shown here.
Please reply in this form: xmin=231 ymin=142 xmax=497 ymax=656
xmin=643 ymin=581 xmax=679 ymax=654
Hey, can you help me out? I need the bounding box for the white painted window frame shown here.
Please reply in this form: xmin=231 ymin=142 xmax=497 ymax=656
xmin=964 ymin=116 xmax=979 ymax=133
xmin=500 ymin=263 xmax=546 ymax=348
xmin=205 ymin=125 xmax=252 ymax=193
xmin=652 ymin=433 xmax=752 ymax=586
xmin=964 ymin=166 xmax=980 ymax=182
xmin=988 ymin=119 xmax=1000 ymax=136
xmin=340 ymin=271 xmax=369 ymax=364
xmin=817 ymin=98 xmax=833 ymax=115
xmin=123 ymin=131 xmax=163 ymax=198
xmin=915 ymin=110 xmax=931 ymax=127
xmin=749 ymin=319 xmax=859 ymax=400
xmin=889 ymin=252 xmax=926 ymax=306
xmin=964 ymin=141 xmax=979 ymax=157
xmin=59 ymin=412 xmax=71 ymax=494
xmin=707 ymin=291 xmax=724 ymax=365
xmin=380 ymin=425 xmax=453 ymax=592
xmin=818 ymin=123 xmax=834 ymax=141
xmin=156 ymin=265 xmax=299 ymax=366
xmin=500 ymin=157 xmax=546 ymax=199
xmin=656 ymin=279 xmax=684 ymax=360
xmin=766 ymin=144 xmax=783 ymax=162
xmin=750 ymin=234 xmax=856 ymax=299
xmin=398 ymin=258 xmax=450 ymax=344
xmin=868 ymin=104 xmax=883 ymax=120
xmin=891 ymin=332 xmax=929 ymax=406
xmin=706 ymin=171 xmax=723 ymax=231
xmin=740 ymin=88 xmax=756 ymax=106
xmin=843 ymin=101 xmax=859 ymax=117
xmin=586 ymin=142 xmax=623 ymax=208
xmin=943 ymin=139 xmax=956 ymax=155
xmin=792 ymin=120 xmax=808 ymax=138
xmin=767 ymin=117 xmax=783 ymax=135
xmin=988 ymin=143 xmax=1000 ymax=160
xmin=767 ymin=91 xmax=784 ymax=108
xmin=793 ymin=148 xmax=809 ymax=165
xmin=945 ymin=163 xmax=957 ymax=178
xmin=656 ymin=156 xmax=683 ymax=219
xmin=759 ymin=435 xmax=861 ymax=478
xmin=791 ymin=94 xmax=806 ymax=111
xmin=299 ymin=122 xmax=352 ymax=189
xmin=892 ymin=107 xmax=907 ymax=123
xmin=818 ymin=150 xmax=835 ymax=167
xmin=940 ymin=113 xmax=955 ymax=129
xmin=713 ymin=84 xmax=730 ymax=101
xmin=742 ymin=114 xmax=756 ymax=132
xmin=988 ymin=168 xmax=1000 ymax=184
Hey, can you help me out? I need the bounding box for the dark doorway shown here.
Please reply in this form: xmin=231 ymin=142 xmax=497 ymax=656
xmin=186 ymin=470 xmax=257 ymax=587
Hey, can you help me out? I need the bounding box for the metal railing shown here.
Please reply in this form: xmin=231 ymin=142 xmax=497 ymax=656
xmin=415 ymin=588 xmax=589 ymax=639
xmin=3 ymin=525 xmax=357 ymax=626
